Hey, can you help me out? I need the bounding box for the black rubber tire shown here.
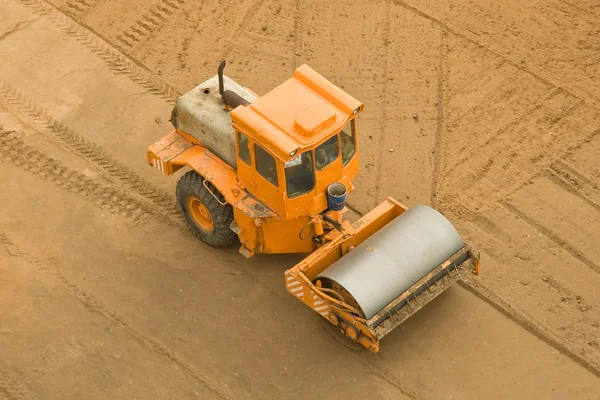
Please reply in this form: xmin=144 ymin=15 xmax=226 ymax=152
xmin=176 ymin=170 xmax=238 ymax=248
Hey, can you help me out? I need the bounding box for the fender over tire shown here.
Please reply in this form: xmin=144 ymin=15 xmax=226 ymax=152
xmin=176 ymin=170 xmax=238 ymax=248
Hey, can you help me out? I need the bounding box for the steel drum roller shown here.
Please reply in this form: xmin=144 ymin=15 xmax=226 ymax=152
xmin=317 ymin=205 xmax=464 ymax=319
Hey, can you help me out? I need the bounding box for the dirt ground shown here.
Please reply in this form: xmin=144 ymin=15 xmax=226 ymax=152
xmin=0 ymin=0 xmax=599 ymax=399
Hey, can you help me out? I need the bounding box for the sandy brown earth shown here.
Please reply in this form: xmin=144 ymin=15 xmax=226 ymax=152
xmin=0 ymin=0 xmax=599 ymax=399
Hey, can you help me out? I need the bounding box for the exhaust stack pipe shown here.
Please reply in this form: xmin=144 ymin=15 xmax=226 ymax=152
xmin=217 ymin=60 xmax=226 ymax=97
xmin=216 ymin=60 xmax=250 ymax=109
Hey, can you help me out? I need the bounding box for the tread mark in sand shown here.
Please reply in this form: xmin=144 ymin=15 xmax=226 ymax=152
xmin=473 ymin=121 xmax=600 ymax=214
xmin=292 ymin=0 xmax=303 ymax=68
xmin=0 ymin=368 xmax=36 ymax=400
xmin=549 ymin=159 xmax=600 ymax=214
xmin=0 ymin=129 xmax=153 ymax=224
xmin=431 ymin=29 xmax=448 ymax=208
xmin=392 ymin=0 xmax=600 ymax=108
xmin=221 ymin=0 xmax=266 ymax=59
xmin=12 ymin=0 xmax=51 ymax=16
xmin=372 ymin=0 xmax=392 ymax=209
xmin=64 ymin=0 xmax=98 ymax=18
xmin=117 ymin=0 xmax=187 ymax=48
xmin=0 ymin=86 xmax=310 ymax=328
xmin=0 ymin=81 xmax=180 ymax=219
xmin=15 ymin=0 xmax=180 ymax=103
xmin=466 ymin=214 xmax=600 ymax=378
xmin=443 ymin=86 xmax=561 ymax=178
xmin=0 ymin=230 xmax=232 ymax=400
xmin=501 ymin=201 xmax=600 ymax=276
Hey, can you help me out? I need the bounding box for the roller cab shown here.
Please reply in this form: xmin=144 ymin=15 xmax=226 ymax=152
xmin=285 ymin=197 xmax=480 ymax=352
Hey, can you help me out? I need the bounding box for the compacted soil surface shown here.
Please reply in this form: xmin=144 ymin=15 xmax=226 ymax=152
xmin=0 ymin=0 xmax=599 ymax=398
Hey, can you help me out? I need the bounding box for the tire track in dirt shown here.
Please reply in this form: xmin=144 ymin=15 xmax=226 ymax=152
xmin=12 ymin=0 xmax=51 ymax=16
xmin=116 ymin=0 xmax=186 ymax=49
xmin=0 ymin=230 xmax=233 ymax=400
xmin=559 ymin=0 xmax=600 ymax=17
xmin=362 ymin=360 xmax=422 ymax=400
xmin=0 ymin=81 xmax=180 ymax=219
xmin=225 ymin=35 xmax=290 ymax=66
xmin=0 ymin=89 xmax=318 ymax=344
xmin=0 ymin=368 xmax=36 ymax=400
xmin=549 ymin=159 xmax=600 ymax=213
xmin=15 ymin=0 xmax=180 ymax=103
xmin=430 ymin=30 xmax=447 ymax=207
xmin=502 ymin=200 xmax=600 ymax=276
xmin=492 ymin=126 xmax=600 ymax=214
xmin=391 ymin=0 xmax=600 ymax=109
xmin=291 ymin=0 xmax=302 ymax=69
xmin=221 ymin=0 xmax=266 ymax=59
xmin=443 ymin=86 xmax=562 ymax=178
xmin=467 ymin=215 xmax=600 ymax=377
xmin=372 ymin=0 xmax=392 ymax=209
xmin=0 ymin=129 xmax=155 ymax=225
xmin=459 ymin=280 xmax=600 ymax=378
xmin=441 ymin=97 xmax=591 ymax=216
xmin=64 ymin=0 xmax=99 ymax=18
xmin=447 ymin=58 xmax=506 ymax=98
xmin=0 ymin=19 xmax=39 ymax=42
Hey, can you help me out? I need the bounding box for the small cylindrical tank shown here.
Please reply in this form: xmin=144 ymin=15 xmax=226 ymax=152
xmin=326 ymin=182 xmax=347 ymax=211
xmin=317 ymin=205 xmax=464 ymax=319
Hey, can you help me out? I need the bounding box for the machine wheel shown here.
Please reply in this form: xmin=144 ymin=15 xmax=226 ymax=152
xmin=317 ymin=314 xmax=365 ymax=351
xmin=176 ymin=170 xmax=238 ymax=248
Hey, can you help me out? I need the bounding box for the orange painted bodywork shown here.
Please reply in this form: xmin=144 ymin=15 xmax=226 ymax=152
xmin=148 ymin=130 xmax=274 ymax=218
xmin=231 ymin=64 xmax=362 ymax=220
xmin=146 ymin=63 xmax=480 ymax=351
xmin=147 ymin=64 xmax=363 ymax=255
xmin=231 ymin=64 xmax=363 ymax=162
xmin=286 ymin=198 xmax=481 ymax=352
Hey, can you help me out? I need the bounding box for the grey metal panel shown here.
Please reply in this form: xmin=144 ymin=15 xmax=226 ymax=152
xmin=172 ymin=75 xmax=257 ymax=168
xmin=317 ymin=205 xmax=464 ymax=319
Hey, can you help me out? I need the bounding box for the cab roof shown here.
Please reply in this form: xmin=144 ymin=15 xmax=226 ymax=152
xmin=231 ymin=64 xmax=363 ymax=162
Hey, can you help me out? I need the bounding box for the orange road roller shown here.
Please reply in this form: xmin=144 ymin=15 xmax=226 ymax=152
xmin=146 ymin=61 xmax=480 ymax=352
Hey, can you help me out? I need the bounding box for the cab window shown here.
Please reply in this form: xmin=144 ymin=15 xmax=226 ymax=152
xmin=237 ymin=132 xmax=250 ymax=165
xmin=315 ymin=135 xmax=339 ymax=170
xmin=255 ymin=144 xmax=279 ymax=187
xmin=285 ymin=151 xmax=315 ymax=198
xmin=341 ymin=119 xmax=356 ymax=166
